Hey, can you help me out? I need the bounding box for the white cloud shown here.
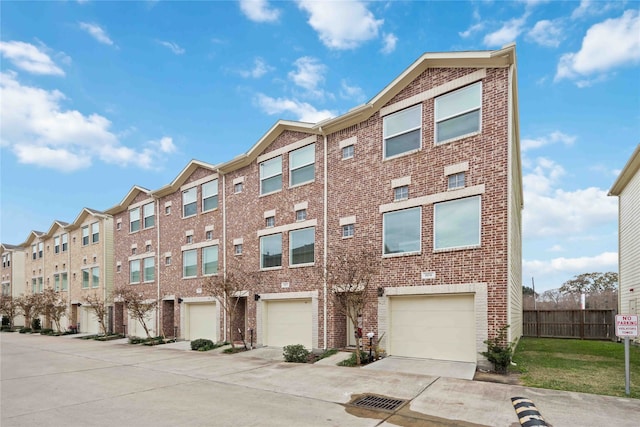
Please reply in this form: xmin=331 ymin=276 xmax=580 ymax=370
xmin=483 ymin=15 xmax=528 ymax=46
xmin=570 ymin=0 xmax=619 ymax=20
xmin=254 ymin=93 xmax=335 ymax=123
xmin=339 ymin=80 xmax=366 ymax=103
xmin=239 ymin=0 xmax=280 ymax=23
xmin=527 ymin=19 xmax=563 ymax=47
xmin=381 ymin=33 xmax=397 ymax=54
xmin=158 ymin=41 xmax=185 ymax=55
xmin=547 ymin=244 xmax=564 ymax=252
xmin=297 ymin=0 xmax=383 ymax=49
xmin=523 ymin=157 xmax=617 ymax=238
xmin=459 ymin=22 xmax=485 ymax=39
xmin=239 ymin=58 xmax=273 ymax=79
xmin=288 ymin=57 xmax=326 ymax=94
xmin=79 ymin=22 xmax=114 ymax=46
xmin=556 ymin=10 xmax=640 ymax=84
xmin=0 ymin=41 xmax=65 ymax=76
xmin=524 ymin=252 xmax=618 ymax=275
xmin=521 ymin=131 xmax=576 ymax=151
xmin=0 ymin=72 xmax=172 ymax=172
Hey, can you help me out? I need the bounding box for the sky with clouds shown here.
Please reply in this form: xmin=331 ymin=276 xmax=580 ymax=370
xmin=1 ymin=0 xmax=638 ymax=292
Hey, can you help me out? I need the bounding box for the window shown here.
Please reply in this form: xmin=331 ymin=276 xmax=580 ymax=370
xmin=81 ymin=226 xmax=89 ymax=246
xmin=82 ymin=269 xmax=90 ymax=288
xmin=265 ymin=216 xmax=275 ymax=228
xmin=132 ymin=247 xmax=137 ymax=255
xmin=342 ymin=224 xmax=354 ymax=238
xmin=203 ymin=246 xmax=219 ymax=275
xmin=206 ymin=230 xmax=213 ymax=240
xmin=61 ymin=273 xmax=68 ymax=291
xmin=165 ymin=256 xmax=171 ymax=266
xmin=91 ymin=222 xmax=99 ymax=243
xmin=383 ymin=207 xmax=421 ymax=255
xmin=260 ymin=156 xmax=282 ymax=195
xmin=448 ymin=172 xmax=465 ymax=190
xmin=394 ymin=185 xmax=409 ymax=201
xmin=183 ymin=249 xmax=197 ymax=278
xmin=32 ymin=245 xmax=36 ymax=260
xmin=143 ymin=202 xmax=155 ymax=228
xmin=91 ymin=267 xmax=99 ymax=288
xmin=31 ymin=278 xmax=37 ymax=293
xmin=130 ymin=208 xmax=140 ymax=232
xmin=38 ymin=242 xmax=43 ymax=258
xmin=38 ymin=277 xmax=43 ymax=293
xmin=117 ymin=222 xmax=122 ymax=230
xmin=146 ymin=244 xmax=151 ymax=252
xmin=435 ymin=82 xmax=481 ymax=143
xmin=183 ymin=187 xmax=197 ymax=217
xmin=295 ymin=209 xmax=307 ymax=222
xmin=234 ymin=244 xmax=243 ymax=255
xmin=384 ymin=105 xmax=421 ymax=159
xmin=290 ymin=227 xmax=315 ymax=265
xmin=62 ymin=234 xmax=68 ymax=252
xmin=260 ymin=234 xmax=282 ymax=269
xmin=130 ymin=260 xmax=140 ymax=284
xmin=202 ymin=180 xmax=218 ymax=212
xmin=290 ymin=144 xmax=315 ymax=186
xmin=54 ymin=236 xmax=60 ymax=254
xmin=54 ymin=274 xmax=60 ymax=291
xmin=434 ymin=196 xmax=481 ymax=250
xmin=117 ymin=264 xmax=121 ymax=273
xmin=186 ymin=235 xmax=193 ymax=244
xmin=1 ymin=283 xmax=9 ymax=296
xmin=342 ymin=144 xmax=354 ymax=159
xmin=143 ymin=257 xmax=155 ymax=282
xmin=165 ymin=206 xmax=171 ymax=215
xmin=234 ymin=182 xmax=243 ymax=193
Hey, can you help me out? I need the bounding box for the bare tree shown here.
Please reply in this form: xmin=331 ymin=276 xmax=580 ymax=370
xmin=113 ymin=286 xmax=158 ymax=339
xmin=83 ymin=292 xmax=109 ymax=335
xmin=16 ymin=293 xmax=43 ymax=329
xmin=560 ymin=272 xmax=618 ymax=295
xmin=41 ymin=289 xmax=67 ymax=332
xmin=0 ymin=295 xmax=19 ymax=328
xmin=203 ymin=263 xmax=256 ymax=349
xmin=325 ymin=247 xmax=381 ymax=365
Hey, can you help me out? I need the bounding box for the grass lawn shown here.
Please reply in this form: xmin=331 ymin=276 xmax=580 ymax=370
xmin=512 ymin=337 xmax=640 ymax=399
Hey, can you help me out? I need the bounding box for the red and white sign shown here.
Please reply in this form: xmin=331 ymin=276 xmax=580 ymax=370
xmin=615 ymin=315 xmax=638 ymax=337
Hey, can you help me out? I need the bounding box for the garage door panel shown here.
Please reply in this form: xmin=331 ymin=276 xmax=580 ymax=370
xmin=128 ymin=309 xmax=156 ymax=337
xmin=187 ymin=303 xmax=217 ymax=342
xmin=390 ymin=294 xmax=475 ymax=362
xmin=264 ymin=299 xmax=311 ymax=349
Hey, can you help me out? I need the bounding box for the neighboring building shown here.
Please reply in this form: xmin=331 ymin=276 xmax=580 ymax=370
xmin=1 ymin=243 xmax=27 ymax=326
xmin=609 ymin=144 xmax=640 ymax=342
xmin=42 ymin=220 xmax=71 ymax=329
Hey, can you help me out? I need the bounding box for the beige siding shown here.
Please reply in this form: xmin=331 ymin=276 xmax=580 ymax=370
xmin=619 ymin=168 xmax=640 ymax=344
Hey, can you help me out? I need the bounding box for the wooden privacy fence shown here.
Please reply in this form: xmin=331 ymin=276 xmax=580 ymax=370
xmin=523 ymin=310 xmax=617 ymax=340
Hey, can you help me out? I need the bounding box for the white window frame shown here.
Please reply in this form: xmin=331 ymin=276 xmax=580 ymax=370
xmin=91 ymin=222 xmax=99 ymax=244
xmin=129 ymin=260 xmax=140 ymax=284
xmin=202 ymin=180 xmax=219 ymax=212
xmin=342 ymin=224 xmax=354 ymax=238
xmin=183 ymin=249 xmax=197 ymax=278
xmin=91 ymin=267 xmax=99 ymax=288
xmin=81 ymin=226 xmax=89 ymax=246
xmin=234 ymin=244 xmax=243 ymax=255
xmin=265 ymin=216 xmax=275 ymax=228
xmin=433 ymin=195 xmax=481 ymax=251
xmin=54 ymin=236 xmax=60 ymax=254
xmin=295 ymin=209 xmax=307 ymax=222
xmin=383 ymin=104 xmax=422 ymax=159
xmin=183 ymin=187 xmax=197 ymax=218
xmin=143 ymin=257 xmax=155 ymax=282
xmin=202 ymin=245 xmax=219 ymax=276
xmin=382 ymin=207 xmax=422 ymax=256
xmin=290 ymin=227 xmax=315 ymax=266
xmin=342 ymin=144 xmax=354 ymax=160
xmin=260 ymin=233 xmax=282 ymax=269
xmin=130 ymin=208 xmax=141 ymax=233
xmin=289 ymin=144 xmax=315 ymax=187
xmin=61 ymin=272 xmax=68 ymax=291
xmin=435 ymin=82 xmax=482 ymax=144
xmin=143 ymin=202 xmax=155 ymax=229
xmin=82 ymin=269 xmax=90 ymax=288
xmin=54 ymin=274 xmax=60 ymax=291
xmin=260 ymin=156 xmax=282 ymax=195
xmin=393 ymin=185 xmax=409 ymax=201
xmin=448 ymin=172 xmax=466 ymax=190
xmin=234 ymin=182 xmax=243 ymax=194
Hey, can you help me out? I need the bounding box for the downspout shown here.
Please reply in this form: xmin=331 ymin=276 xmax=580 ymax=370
xmin=155 ymin=195 xmax=161 ymax=336
xmin=221 ymin=171 xmax=227 ymax=341
xmin=320 ymin=127 xmax=328 ymax=350
xmin=506 ymin=63 xmax=514 ymax=344
xmin=102 ymin=217 xmax=108 ymax=332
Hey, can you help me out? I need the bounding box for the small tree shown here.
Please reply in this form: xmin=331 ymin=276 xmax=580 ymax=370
xmin=41 ymin=289 xmax=67 ymax=332
xmin=326 ymin=247 xmax=381 ymax=366
xmin=560 ymin=272 xmax=618 ymax=295
xmin=113 ymin=286 xmax=158 ymax=339
xmin=83 ymin=293 xmax=109 ymax=335
xmin=203 ymin=263 xmax=256 ymax=349
xmin=0 ymin=295 xmax=19 ymax=328
xmin=16 ymin=293 xmax=43 ymax=329
xmin=481 ymin=324 xmax=514 ymax=374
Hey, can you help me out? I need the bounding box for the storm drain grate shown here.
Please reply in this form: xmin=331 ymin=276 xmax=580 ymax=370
xmin=352 ymin=395 xmax=407 ymax=412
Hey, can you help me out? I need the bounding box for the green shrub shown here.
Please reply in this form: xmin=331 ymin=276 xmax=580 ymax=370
xmin=1 ymin=325 xmax=14 ymax=332
xmin=40 ymin=328 xmax=54 ymax=335
xmin=31 ymin=318 xmax=41 ymax=331
xmin=128 ymin=336 xmax=147 ymax=344
xmin=19 ymin=327 xmax=32 ymax=334
xmin=317 ymin=348 xmax=339 ymax=361
xmin=337 ymin=351 xmax=369 ymax=367
xmin=283 ymin=344 xmax=310 ymax=363
xmin=481 ymin=324 xmax=515 ymax=374
xmin=191 ymin=338 xmax=215 ymax=351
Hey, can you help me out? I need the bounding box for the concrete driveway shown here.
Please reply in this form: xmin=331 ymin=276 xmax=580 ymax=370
xmin=1 ymin=333 xmax=637 ymax=427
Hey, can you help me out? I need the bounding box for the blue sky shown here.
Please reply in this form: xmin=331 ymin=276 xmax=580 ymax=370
xmin=1 ymin=1 xmax=638 ymax=293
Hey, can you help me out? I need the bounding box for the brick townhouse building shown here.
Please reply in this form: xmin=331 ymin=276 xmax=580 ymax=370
xmin=103 ymin=44 xmax=522 ymax=366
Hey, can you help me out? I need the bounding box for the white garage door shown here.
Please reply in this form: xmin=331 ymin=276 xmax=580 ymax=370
xmin=264 ymin=299 xmax=312 ymax=348
xmin=80 ymin=306 xmax=100 ymax=334
xmin=186 ymin=303 xmax=217 ymax=342
xmin=389 ymin=294 xmax=476 ymax=362
xmin=127 ymin=309 xmax=156 ymax=338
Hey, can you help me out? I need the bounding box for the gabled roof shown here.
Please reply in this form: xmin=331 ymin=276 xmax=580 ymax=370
xmin=1 ymin=243 xmax=23 ymax=251
xmin=104 ymin=185 xmax=151 ymax=215
xmin=152 ymin=159 xmax=218 ymax=197
xmin=45 ymin=220 xmax=70 ymax=237
xmin=66 ymin=207 xmax=110 ymax=230
xmin=609 ymin=144 xmax=640 ymax=196
xmin=20 ymin=230 xmax=45 ymax=247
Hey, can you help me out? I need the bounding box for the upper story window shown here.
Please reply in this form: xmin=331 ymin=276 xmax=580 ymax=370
xmin=434 ymin=196 xmax=481 ymax=250
xmin=342 ymin=144 xmax=354 ymax=159
xmin=183 ymin=249 xmax=197 ymax=278
xmin=289 ymin=144 xmax=315 ymax=187
xmin=91 ymin=267 xmax=99 ymax=288
xmin=202 ymin=180 xmax=219 ymax=212
xmin=54 ymin=236 xmax=60 ymax=254
xmin=82 ymin=226 xmax=89 ymax=246
xmin=143 ymin=257 xmax=155 ymax=282
xmin=383 ymin=207 xmax=421 ymax=256
xmin=32 ymin=245 xmax=37 ymax=260
xmin=290 ymin=227 xmax=315 ymax=266
xmin=435 ymin=82 xmax=481 ymax=144
xmin=143 ymin=202 xmax=155 ymax=229
xmin=342 ymin=223 xmax=354 ymax=238
xmin=265 ymin=216 xmax=275 ymax=228
xmin=62 ymin=234 xmax=68 ymax=252
xmin=203 ymin=245 xmax=219 ymax=275
xmin=130 ymin=208 xmax=140 ymax=233
xmin=61 ymin=272 xmax=68 ymax=291
xmin=117 ymin=222 xmax=122 ymax=230
xmin=260 ymin=156 xmax=282 ymax=195
xmin=165 ymin=205 xmax=171 ymax=215
xmin=393 ymin=185 xmax=409 ymax=201
xmin=383 ymin=104 xmax=421 ymax=159
xmin=130 ymin=260 xmax=140 ymax=284
xmin=448 ymin=172 xmax=466 ymax=190
xmin=38 ymin=242 xmax=43 ymax=258
xmin=186 ymin=235 xmax=193 ymax=244
xmin=260 ymin=233 xmax=282 ymax=269
xmin=234 ymin=244 xmax=243 ymax=255
xmin=91 ymin=222 xmax=99 ymax=243
xmin=234 ymin=182 xmax=243 ymax=194
xmin=82 ymin=269 xmax=90 ymax=289
xmin=295 ymin=209 xmax=307 ymax=222
xmin=205 ymin=230 xmax=213 ymax=240
xmin=183 ymin=187 xmax=197 ymax=217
